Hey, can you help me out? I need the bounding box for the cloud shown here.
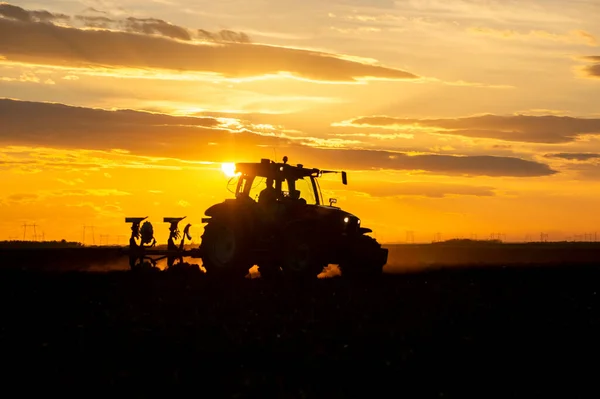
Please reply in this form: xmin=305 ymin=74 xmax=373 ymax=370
xmin=544 ymin=153 xmax=600 ymax=161
xmin=469 ymin=27 xmax=598 ymax=47
xmin=581 ymin=55 xmax=600 ymax=78
xmin=342 ymin=181 xmax=497 ymax=198
xmin=0 ymin=99 xmax=557 ymax=178
xmin=297 ymin=148 xmax=556 ymax=177
xmin=73 ymin=15 xmax=194 ymax=41
xmin=0 ymin=189 xmax=131 ymax=210
xmin=120 ymin=17 xmax=192 ymax=41
xmin=73 ymin=15 xmax=114 ymax=29
xmin=0 ymin=71 xmax=55 ymax=84
xmin=0 ymin=145 xmax=219 ymax=173
xmin=342 ymin=114 xmax=600 ymax=144
xmin=0 ymin=2 xmax=69 ymax=23
xmin=72 ymin=10 xmax=249 ymax=43
xmin=197 ymin=29 xmax=251 ymax=43
xmin=0 ymin=5 xmax=419 ymax=83
xmin=6 ymin=193 xmax=39 ymax=204
xmin=50 ymin=189 xmax=132 ymax=197
xmin=57 ymin=178 xmax=84 ymax=186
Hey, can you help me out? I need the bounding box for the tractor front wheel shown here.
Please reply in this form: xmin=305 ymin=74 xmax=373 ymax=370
xmin=338 ymin=234 xmax=386 ymax=278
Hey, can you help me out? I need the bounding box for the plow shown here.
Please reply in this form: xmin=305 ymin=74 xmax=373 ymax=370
xmin=123 ymin=157 xmax=388 ymax=278
xmin=124 ymin=216 xmax=203 ymax=272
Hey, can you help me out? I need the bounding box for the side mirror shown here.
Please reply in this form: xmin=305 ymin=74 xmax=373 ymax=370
xmin=342 ymin=171 xmax=347 ymax=185
xmin=329 ymin=198 xmax=337 ymax=206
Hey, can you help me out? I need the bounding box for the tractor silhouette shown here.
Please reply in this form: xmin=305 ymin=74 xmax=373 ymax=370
xmin=124 ymin=157 xmax=388 ymax=278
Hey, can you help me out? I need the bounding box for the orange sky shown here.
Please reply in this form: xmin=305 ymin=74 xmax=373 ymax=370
xmin=1 ymin=0 xmax=600 ymax=244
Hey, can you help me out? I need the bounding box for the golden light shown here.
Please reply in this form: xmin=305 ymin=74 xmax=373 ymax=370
xmin=221 ymin=162 xmax=237 ymax=177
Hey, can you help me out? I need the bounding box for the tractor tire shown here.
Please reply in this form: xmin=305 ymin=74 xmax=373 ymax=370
xmin=280 ymin=227 xmax=326 ymax=279
xmin=200 ymin=220 xmax=252 ymax=278
xmin=339 ymin=235 xmax=386 ymax=278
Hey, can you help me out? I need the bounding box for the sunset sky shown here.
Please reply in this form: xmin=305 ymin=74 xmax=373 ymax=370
xmin=1 ymin=0 xmax=600 ymax=244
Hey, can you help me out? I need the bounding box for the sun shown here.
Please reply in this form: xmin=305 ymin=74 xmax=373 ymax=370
xmin=221 ymin=162 xmax=238 ymax=177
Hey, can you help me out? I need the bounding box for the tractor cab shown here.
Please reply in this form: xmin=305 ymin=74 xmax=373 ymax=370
xmin=231 ymin=156 xmax=346 ymax=208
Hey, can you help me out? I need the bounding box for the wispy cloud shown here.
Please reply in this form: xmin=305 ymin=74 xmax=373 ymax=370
xmin=340 ymin=114 xmax=600 ymax=144
xmin=469 ymin=27 xmax=598 ymax=47
xmin=544 ymin=153 xmax=600 ymax=161
xmin=336 ymin=181 xmax=497 ymax=199
xmin=0 ymin=4 xmax=419 ymax=83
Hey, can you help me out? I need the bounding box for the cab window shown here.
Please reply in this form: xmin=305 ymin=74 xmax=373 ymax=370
xmin=249 ymin=176 xmax=266 ymax=202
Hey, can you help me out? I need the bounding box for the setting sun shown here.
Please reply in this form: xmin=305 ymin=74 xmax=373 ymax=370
xmin=221 ymin=163 xmax=238 ymax=178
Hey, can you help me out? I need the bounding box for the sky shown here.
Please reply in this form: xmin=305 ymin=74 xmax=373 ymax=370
xmin=1 ymin=0 xmax=600 ymax=244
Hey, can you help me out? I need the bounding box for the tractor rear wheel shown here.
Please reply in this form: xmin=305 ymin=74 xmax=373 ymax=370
xmin=338 ymin=235 xmax=386 ymax=278
xmin=200 ymin=220 xmax=252 ymax=278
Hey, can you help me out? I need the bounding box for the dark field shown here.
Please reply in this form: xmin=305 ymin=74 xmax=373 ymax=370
xmin=1 ymin=244 xmax=600 ymax=396
xmin=5 ymin=240 xmax=600 ymax=273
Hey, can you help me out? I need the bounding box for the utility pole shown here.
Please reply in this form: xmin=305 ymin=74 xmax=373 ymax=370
xmin=22 ymin=223 xmax=38 ymax=241
xmin=83 ymin=225 xmax=96 ymax=245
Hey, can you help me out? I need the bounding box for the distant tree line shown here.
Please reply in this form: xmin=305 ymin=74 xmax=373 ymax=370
xmin=0 ymin=239 xmax=84 ymax=249
xmin=433 ymin=239 xmax=504 ymax=245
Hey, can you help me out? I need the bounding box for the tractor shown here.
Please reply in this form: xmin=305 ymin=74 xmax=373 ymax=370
xmin=124 ymin=157 xmax=388 ymax=278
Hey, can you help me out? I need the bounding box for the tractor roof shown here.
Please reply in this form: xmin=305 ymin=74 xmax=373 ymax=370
xmin=235 ymin=158 xmax=320 ymax=180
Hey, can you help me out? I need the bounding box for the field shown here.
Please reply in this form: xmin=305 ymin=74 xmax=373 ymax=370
xmin=1 ymin=241 xmax=599 ymax=396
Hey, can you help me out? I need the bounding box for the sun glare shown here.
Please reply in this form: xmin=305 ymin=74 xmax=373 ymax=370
xmin=221 ymin=162 xmax=237 ymax=177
